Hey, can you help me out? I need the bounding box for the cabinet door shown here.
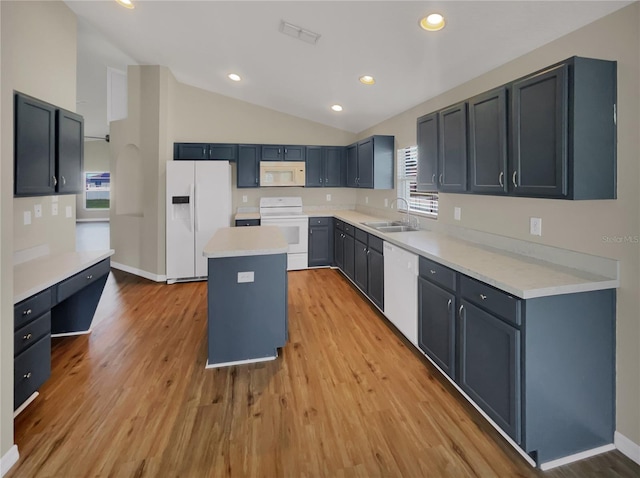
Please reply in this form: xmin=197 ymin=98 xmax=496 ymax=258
xmin=14 ymin=94 xmax=56 ymax=196
xmin=237 ymin=145 xmax=260 ymax=188
xmin=459 ymin=300 xmax=521 ymax=443
xmin=174 ymin=143 xmax=209 ymax=160
xmin=284 ymin=145 xmax=305 ymax=161
xmin=261 ymin=145 xmax=282 ymax=161
xmin=324 ymin=147 xmax=345 ymax=187
xmin=334 ymin=230 xmax=344 ymax=270
xmin=343 ymin=234 xmax=355 ymax=281
xmin=357 ymin=138 xmax=374 ymax=188
xmin=438 ymin=102 xmax=468 ymax=193
xmin=416 ymin=113 xmax=438 ymax=192
xmin=368 ymin=248 xmax=384 ymax=310
xmin=56 ymin=109 xmax=84 ymax=194
xmin=354 ymin=239 xmax=368 ymax=292
xmin=346 ymin=143 xmax=358 ymax=187
xmin=305 ymin=147 xmax=323 ymax=187
xmin=469 ymin=88 xmax=508 ymax=194
xmin=511 ymin=64 xmax=568 ymax=197
xmin=308 ymin=224 xmax=330 ymax=266
xmin=208 ymin=144 xmax=237 ymax=161
xmin=418 ymin=277 xmax=456 ymax=379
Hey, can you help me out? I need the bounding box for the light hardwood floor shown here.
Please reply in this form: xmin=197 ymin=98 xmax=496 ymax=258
xmin=8 ymin=268 xmax=639 ymax=477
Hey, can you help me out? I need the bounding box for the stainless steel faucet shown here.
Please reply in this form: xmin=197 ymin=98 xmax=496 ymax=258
xmin=390 ymin=197 xmax=418 ymax=229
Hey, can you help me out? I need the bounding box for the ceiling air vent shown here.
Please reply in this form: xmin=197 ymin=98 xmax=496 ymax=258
xmin=279 ymin=20 xmax=321 ymax=45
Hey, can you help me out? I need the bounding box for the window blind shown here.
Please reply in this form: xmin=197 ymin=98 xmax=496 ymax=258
xmin=397 ymin=146 xmax=438 ymax=216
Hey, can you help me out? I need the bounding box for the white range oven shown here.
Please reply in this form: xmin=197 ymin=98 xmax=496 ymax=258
xmin=259 ymin=197 xmax=308 ymax=271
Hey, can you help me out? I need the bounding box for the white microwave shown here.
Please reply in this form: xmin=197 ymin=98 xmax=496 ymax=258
xmin=259 ymin=161 xmax=306 ymax=187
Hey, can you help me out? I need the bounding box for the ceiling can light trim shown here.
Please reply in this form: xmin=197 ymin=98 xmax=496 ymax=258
xmin=279 ymin=20 xmax=321 ymax=45
xmin=331 ymin=104 xmax=343 ymax=112
xmin=228 ymin=73 xmax=242 ymax=82
xmin=359 ymin=75 xmax=375 ymax=85
xmin=420 ymin=13 xmax=445 ymax=32
xmin=115 ymin=0 xmax=134 ymax=9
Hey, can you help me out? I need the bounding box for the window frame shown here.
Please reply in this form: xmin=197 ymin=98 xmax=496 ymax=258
xmin=397 ymin=146 xmax=438 ymax=219
xmin=84 ymin=171 xmax=111 ymax=211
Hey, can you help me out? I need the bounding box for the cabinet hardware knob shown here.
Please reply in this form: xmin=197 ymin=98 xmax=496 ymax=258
xmin=203 ymin=148 xmax=206 ymax=156
xmin=498 ymin=172 xmax=504 ymax=187
xmin=24 ymin=372 xmax=32 ymax=379
xmin=62 ymin=176 xmax=66 ymax=186
xmin=480 ymin=294 xmax=487 ymax=300
xmin=284 ymin=148 xmax=287 ymax=154
xmin=319 ymin=178 xmax=323 ymax=183
xmin=439 ymin=174 xmax=443 ymax=185
xmin=459 ymin=304 xmax=465 ymax=319
xmin=23 ymin=333 xmax=32 ymax=340
xmin=310 ymin=229 xmax=313 ymax=235
xmin=430 ymin=270 xmax=436 ymax=274
xmin=325 ymin=178 xmax=328 ymax=183
xmin=447 ymin=299 xmax=452 ymax=311
xmin=366 ymin=249 xmax=370 ymax=255
xmin=432 ymin=174 xmax=436 ymax=184
xmin=52 ymin=175 xmax=58 ymax=187
xmin=209 ymin=149 xmax=212 ymax=157
xmin=23 ymin=309 xmax=32 ymax=316
xmin=87 ymin=274 xmax=93 ymax=280
xmin=512 ymin=171 xmax=518 ymax=187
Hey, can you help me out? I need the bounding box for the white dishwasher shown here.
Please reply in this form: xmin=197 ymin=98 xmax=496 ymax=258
xmin=383 ymin=242 xmax=419 ymax=346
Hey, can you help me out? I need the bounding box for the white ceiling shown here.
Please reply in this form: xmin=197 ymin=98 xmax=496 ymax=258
xmin=67 ymin=0 xmax=631 ymax=135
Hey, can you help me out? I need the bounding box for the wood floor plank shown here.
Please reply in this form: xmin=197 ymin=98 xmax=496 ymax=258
xmin=7 ymin=268 xmax=639 ymax=477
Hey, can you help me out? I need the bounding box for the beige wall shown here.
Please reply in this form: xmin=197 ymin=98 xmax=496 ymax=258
xmin=76 ymin=140 xmax=111 ymax=221
xmin=356 ymin=4 xmax=640 ymax=445
xmin=0 ymin=0 xmax=77 ymax=461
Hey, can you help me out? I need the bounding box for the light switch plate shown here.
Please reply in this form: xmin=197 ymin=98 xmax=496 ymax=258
xmin=52 ymin=196 xmax=58 ymax=203
xmin=23 ymin=211 xmax=31 ymax=225
xmin=326 ymin=194 xmax=331 ymax=202
xmin=454 ymin=207 xmax=461 ymax=221
xmin=34 ymin=204 xmax=42 ymax=218
xmin=530 ymin=217 xmax=542 ymax=236
xmin=65 ymin=206 xmax=72 ymax=218
xmin=384 ymin=198 xmax=389 ymax=207
xmin=51 ymin=203 xmax=59 ymax=216
xmin=237 ymin=271 xmax=254 ymax=283
xmin=365 ymin=196 xmax=369 ymax=204
xmin=242 ymin=195 xmax=248 ymax=203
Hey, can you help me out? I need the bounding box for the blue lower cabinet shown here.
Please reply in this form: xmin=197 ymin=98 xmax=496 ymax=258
xmin=14 ymin=334 xmax=51 ymax=409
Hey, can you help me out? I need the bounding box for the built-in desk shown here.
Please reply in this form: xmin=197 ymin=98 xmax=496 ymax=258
xmin=13 ymin=250 xmax=114 ymax=412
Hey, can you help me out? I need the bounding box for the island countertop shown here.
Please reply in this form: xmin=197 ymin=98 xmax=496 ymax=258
xmin=203 ymin=226 xmax=288 ymax=258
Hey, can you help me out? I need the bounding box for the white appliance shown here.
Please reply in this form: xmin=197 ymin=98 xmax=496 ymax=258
xmin=259 ymin=197 xmax=308 ymax=270
xmin=383 ymin=242 xmax=419 ymax=346
xmin=260 ymin=161 xmax=306 ymax=187
xmin=166 ymin=161 xmax=231 ymax=283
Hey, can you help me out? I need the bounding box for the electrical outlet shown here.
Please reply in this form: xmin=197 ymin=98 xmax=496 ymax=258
xmin=326 ymin=194 xmax=331 ymax=202
xmin=237 ymin=271 xmax=254 ymax=283
xmin=65 ymin=206 xmax=73 ymax=218
xmin=34 ymin=204 xmax=42 ymax=218
xmin=52 ymin=203 xmax=59 ymax=216
xmin=242 ymin=195 xmax=247 ymax=203
xmin=365 ymin=196 xmax=369 ymax=204
xmin=52 ymin=196 xmax=58 ymax=203
xmin=530 ymin=217 xmax=542 ymax=236
xmin=454 ymin=207 xmax=461 ymax=221
xmin=384 ymin=198 xmax=389 ymax=207
xmin=23 ymin=211 xmax=31 ymax=225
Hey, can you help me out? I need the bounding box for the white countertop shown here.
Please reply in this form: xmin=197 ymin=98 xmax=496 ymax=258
xmin=329 ymin=210 xmax=618 ymax=299
xmin=14 ymin=250 xmax=114 ymax=304
xmin=235 ymin=212 xmax=261 ymax=221
xmin=203 ymin=226 xmax=288 ymax=258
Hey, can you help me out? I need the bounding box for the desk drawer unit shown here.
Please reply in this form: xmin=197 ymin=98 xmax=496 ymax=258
xmin=14 ymin=311 xmax=51 ymax=356
xmin=14 ymin=334 xmax=51 ymax=409
xmin=56 ymin=259 xmax=111 ymax=303
xmin=14 ymin=288 xmax=51 ymax=329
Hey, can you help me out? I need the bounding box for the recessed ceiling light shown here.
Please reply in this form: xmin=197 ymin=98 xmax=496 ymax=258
xmin=420 ymin=13 xmax=445 ymax=32
xmin=359 ymin=75 xmax=375 ymax=85
xmin=115 ymin=0 xmax=134 ymax=9
xmin=331 ymin=104 xmax=343 ymax=112
xmin=228 ymin=73 xmax=241 ymax=82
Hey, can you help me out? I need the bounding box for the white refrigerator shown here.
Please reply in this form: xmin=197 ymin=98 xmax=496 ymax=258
xmin=166 ymin=161 xmax=231 ymax=283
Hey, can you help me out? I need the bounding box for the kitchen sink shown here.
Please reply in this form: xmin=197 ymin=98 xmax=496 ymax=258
xmin=375 ymin=225 xmax=419 ymax=233
xmin=361 ymin=220 xmax=405 ymax=228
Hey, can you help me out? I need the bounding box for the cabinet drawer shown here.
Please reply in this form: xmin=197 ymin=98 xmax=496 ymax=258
xmin=419 ymin=257 xmax=456 ymax=292
xmin=334 ymin=219 xmax=344 ymax=231
xmin=343 ymin=223 xmax=354 ymax=237
xmin=460 ymin=275 xmax=521 ymax=326
xmin=56 ymin=259 xmax=110 ymax=303
xmin=14 ymin=312 xmax=51 ymax=357
xmin=310 ymin=217 xmax=329 ymax=226
xmin=368 ymin=234 xmax=383 ymax=254
xmin=355 ymin=228 xmax=368 ymax=243
xmin=14 ymin=334 xmax=51 ymax=410
xmin=235 ymin=219 xmax=260 ymax=227
xmin=14 ymin=289 xmax=51 ymax=329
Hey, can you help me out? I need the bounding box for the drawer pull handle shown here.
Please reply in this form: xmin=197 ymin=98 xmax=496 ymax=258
xmin=498 ymin=172 xmax=504 ymax=187
xmin=447 ymin=299 xmax=452 ymax=311
xmin=23 ymin=333 xmax=32 ymax=340
xmin=24 ymin=372 xmax=32 ymax=380
xmin=512 ymin=171 xmax=518 ymax=188
xmin=87 ymin=274 xmax=93 ymax=280
xmin=480 ymin=294 xmax=487 ymax=300
xmin=459 ymin=304 xmax=465 ymax=319
xmin=430 ymin=270 xmax=436 ymax=274
xmin=23 ymin=308 xmax=32 ymax=316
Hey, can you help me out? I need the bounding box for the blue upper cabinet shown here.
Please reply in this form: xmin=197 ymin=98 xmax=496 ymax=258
xmin=346 ymin=135 xmax=394 ymax=189
xmin=237 ymin=145 xmax=260 ymax=188
xmin=261 ymin=145 xmax=306 ymax=161
xmin=305 ymin=146 xmax=345 ymax=187
xmin=174 ymin=143 xmax=237 ymax=161
xmin=416 ymin=112 xmax=439 ymax=193
xmin=438 ymin=102 xmax=468 ymax=193
xmin=56 ymin=108 xmax=84 ymax=194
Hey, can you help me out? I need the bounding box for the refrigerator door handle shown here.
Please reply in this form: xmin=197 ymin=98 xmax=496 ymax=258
xmin=189 ymin=183 xmax=195 ymax=233
xmin=194 ymin=183 xmax=200 ymax=233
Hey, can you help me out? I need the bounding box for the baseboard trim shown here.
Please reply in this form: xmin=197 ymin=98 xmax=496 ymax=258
xmin=111 ymin=262 xmax=166 ymax=282
xmin=51 ymin=329 xmax=91 ymax=338
xmin=1 ymin=445 xmax=19 ymax=477
xmin=206 ymin=352 xmax=278 ymax=369
xmin=76 ymin=218 xmax=109 ymax=223
xmin=540 ymin=444 xmax=615 ymax=470
xmin=13 ymin=392 xmax=39 ymax=418
xmin=615 ymin=431 xmax=640 ymax=465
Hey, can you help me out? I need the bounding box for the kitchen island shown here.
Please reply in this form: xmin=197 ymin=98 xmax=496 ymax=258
xmin=203 ymin=226 xmax=288 ymax=368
